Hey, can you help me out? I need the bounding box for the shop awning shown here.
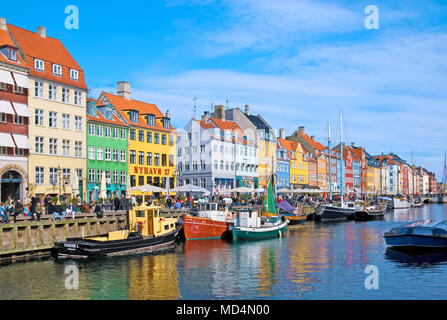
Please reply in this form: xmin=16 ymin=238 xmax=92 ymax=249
xmin=12 ymin=72 xmax=29 ymax=89
xmin=12 ymin=134 xmax=30 ymax=149
xmin=0 ymin=100 xmax=15 ymax=115
xmin=0 ymin=132 xmax=15 ymax=147
xmin=12 ymin=102 xmax=29 ymax=117
xmin=0 ymin=69 xmax=14 ymax=85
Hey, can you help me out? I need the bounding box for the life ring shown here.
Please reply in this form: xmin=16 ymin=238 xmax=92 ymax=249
xmin=225 ymin=213 xmax=231 ymax=221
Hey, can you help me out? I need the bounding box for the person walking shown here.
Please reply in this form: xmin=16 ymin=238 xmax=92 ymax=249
xmin=44 ymin=195 xmax=51 ymax=215
xmin=114 ymin=194 xmax=120 ymax=211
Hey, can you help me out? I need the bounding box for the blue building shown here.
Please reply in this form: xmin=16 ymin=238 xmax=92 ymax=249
xmin=276 ymin=137 xmax=290 ymax=189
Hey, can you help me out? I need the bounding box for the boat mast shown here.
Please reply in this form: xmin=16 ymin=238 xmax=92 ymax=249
xmin=328 ymin=122 xmax=332 ymax=201
xmin=412 ymin=151 xmax=415 ymax=198
xmin=340 ymin=109 xmax=344 ymax=208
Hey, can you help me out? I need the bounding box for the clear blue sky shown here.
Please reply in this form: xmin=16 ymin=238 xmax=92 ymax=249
xmin=3 ymin=0 xmax=447 ymax=180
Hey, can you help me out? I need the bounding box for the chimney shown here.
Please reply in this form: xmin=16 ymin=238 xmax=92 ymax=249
xmin=279 ymin=128 xmax=285 ymax=139
xmin=244 ymin=104 xmax=250 ymax=116
xmin=298 ymin=126 xmax=305 ymax=134
xmin=201 ymin=111 xmax=210 ymax=122
xmin=311 ymin=135 xmax=315 ymax=141
xmin=214 ymin=104 xmax=225 ymax=121
xmin=117 ymin=81 xmax=131 ymax=100
xmin=37 ymin=26 xmax=46 ymax=38
xmin=351 ymin=142 xmax=355 ymax=148
xmin=0 ymin=18 xmax=6 ymax=31
xmin=165 ymin=110 xmax=170 ymax=119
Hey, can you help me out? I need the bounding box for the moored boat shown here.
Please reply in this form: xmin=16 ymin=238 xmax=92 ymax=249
xmin=383 ymin=220 xmax=447 ymax=250
xmin=182 ymin=202 xmax=232 ymax=240
xmin=355 ymin=205 xmax=386 ymax=221
xmin=276 ymin=200 xmax=306 ymax=225
xmin=52 ymin=204 xmax=180 ymax=258
xmin=392 ymin=197 xmax=411 ymax=209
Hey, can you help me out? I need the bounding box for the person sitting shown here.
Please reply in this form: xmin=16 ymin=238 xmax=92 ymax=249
xmin=66 ymin=202 xmax=76 ymax=220
xmin=0 ymin=202 xmax=8 ymax=224
xmin=93 ymin=202 xmax=103 ymax=218
xmin=32 ymin=202 xmax=43 ymax=222
xmin=81 ymin=201 xmax=90 ymax=213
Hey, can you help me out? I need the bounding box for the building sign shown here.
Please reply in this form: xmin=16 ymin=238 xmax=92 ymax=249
xmin=133 ymin=167 xmax=171 ymax=176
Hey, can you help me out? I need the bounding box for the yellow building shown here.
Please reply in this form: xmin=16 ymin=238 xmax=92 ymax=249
xmin=258 ymin=139 xmax=277 ymax=188
xmin=279 ymin=139 xmax=308 ymax=188
xmin=8 ymin=24 xmax=88 ymax=200
xmin=99 ymin=83 xmax=176 ymax=199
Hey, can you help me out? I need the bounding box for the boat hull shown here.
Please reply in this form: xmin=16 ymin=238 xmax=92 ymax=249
xmin=232 ymin=221 xmax=287 ymax=241
xmin=384 ymin=234 xmax=447 ymax=249
xmin=355 ymin=209 xmax=386 ymax=221
xmin=182 ymin=214 xmax=228 ymax=240
xmin=284 ymin=214 xmax=307 ymax=225
xmin=52 ymin=227 xmax=180 ymax=258
xmin=392 ymin=199 xmax=411 ymax=209
xmin=315 ymin=205 xmax=352 ymax=221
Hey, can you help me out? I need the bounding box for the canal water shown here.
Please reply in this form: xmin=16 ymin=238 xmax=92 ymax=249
xmin=1 ymin=204 xmax=446 ymax=300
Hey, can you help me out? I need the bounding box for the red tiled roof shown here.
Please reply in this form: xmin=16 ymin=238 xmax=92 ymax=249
xmin=7 ymin=24 xmax=87 ymax=90
xmin=0 ymin=29 xmax=25 ymax=67
xmin=102 ymin=92 xmax=172 ymax=133
xmin=297 ymin=131 xmax=325 ymax=151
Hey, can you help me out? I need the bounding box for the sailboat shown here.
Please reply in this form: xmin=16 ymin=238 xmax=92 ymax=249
xmin=315 ymin=110 xmax=356 ymax=221
xmin=231 ymin=174 xmax=288 ymax=240
xmin=438 ymin=152 xmax=447 ymax=204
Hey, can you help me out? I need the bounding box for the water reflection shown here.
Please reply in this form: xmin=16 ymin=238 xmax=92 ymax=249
xmin=385 ymin=248 xmax=447 ymax=267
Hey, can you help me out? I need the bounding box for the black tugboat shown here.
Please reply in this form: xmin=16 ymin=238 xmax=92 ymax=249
xmin=52 ymin=204 xmax=180 ymax=258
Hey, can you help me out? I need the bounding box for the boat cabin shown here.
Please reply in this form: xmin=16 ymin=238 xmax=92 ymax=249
xmin=197 ymin=202 xmax=227 ymax=212
xmin=129 ymin=204 xmax=178 ymax=237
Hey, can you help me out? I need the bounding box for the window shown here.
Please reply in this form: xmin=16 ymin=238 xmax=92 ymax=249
xmin=177 ymin=148 xmax=182 ymax=156
xmin=48 ymin=112 xmax=57 ymax=128
xmin=35 ymin=137 xmax=44 ymax=154
xmin=139 ymin=151 xmax=144 ymax=164
xmin=169 ymin=155 xmax=174 ymax=167
xmin=88 ymin=123 xmax=95 ymax=135
xmin=9 ymin=49 xmax=17 ymax=61
xmin=105 ymin=148 xmax=111 ymax=161
xmin=53 ymin=64 xmax=62 ymax=76
xmin=33 ymin=109 xmax=43 ymax=125
xmin=139 ymin=176 xmax=144 ymax=186
xmin=105 ymin=126 xmax=111 ymax=138
xmin=97 ymin=125 xmax=103 ymax=137
xmin=139 ymin=130 xmax=144 ymax=142
xmin=106 ymin=171 xmax=111 ymax=183
xmin=74 ymin=91 xmax=82 ymax=106
xmin=120 ymin=150 xmax=126 ymax=162
xmin=35 ymin=167 xmax=44 ymax=184
xmin=74 ymin=116 xmax=82 ymax=131
xmin=201 ymin=145 xmax=205 ymax=153
xmin=97 ymin=169 xmax=103 ymax=182
xmin=70 ymin=69 xmax=79 ymax=80
xmin=34 ymin=81 xmax=43 ymax=97
xmin=154 ymin=153 xmax=160 ymax=166
xmin=184 ymin=162 xmax=190 ymax=171
xmin=113 ymin=128 xmax=119 ymax=139
xmin=49 ymin=138 xmax=58 ymax=155
xmin=220 ymin=160 xmax=224 ymax=170
xmin=75 ymin=141 xmax=82 ymax=157
xmin=62 ymin=88 xmax=70 ymax=103
xmin=162 ymin=154 xmax=167 ymax=167
xmin=146 ymin=132 xmax=152 ymax=143
xmin=62 ymin=114 xmax=70 ymax=130
xmin=162 ymin=134 xmax=167 ymax=145
xmin=169 ymin=135 xmax=174 ymax=146
xmin=121 ymin=171 xmax=126 ymax=183
xmin=130 ymin=129 xmax=136 ymax=140
xmin=147 ymin=152 xmax=152 ymax=165
xmin=34 ymin=59 xmax=44 ymax=71
xmin=113 ymin=149 xmax=119 ymax=162
xmin=130 ymin=111 xmax=139 ymax=123
xmin=154 ymin=133 xmax=159 ymax=144
xmin=0 ymin=83 xmax=6 ymax=91
xmin=88 ymin=169 xmax=95 ymax=182
xmin=147 ymin=114 xmax=155 ymax=126
xmin=62 ymin=169 xmax=71 ymax=185
xmin=14 ymin=115 xmax=24 ymax=125
xmin=192 ymin=161 xmax=198 ymax=171
xmin=120 ymin=129 xmax=126 ymax=140
xmin=97 ymin=147 xmax=103 ymax=160
xmin=49 ymin=84 xmax=57 ymax=100
xmin=49 ymin=168 xmax=58 ymax=185
xmin=62 ymin=140 xmax=70 ymax=156
xmin=130 ymin=150 xmax=136 ymax=164
xmin=113 ymin=171 xmax=119 ymax=183
xmin=201 ymin=179 xmax=206 ymax=188
xmin=13 ymin=85 xmax=23 ymax=94
xmin=214 ymin=160 xmax=218 ymax=170
xmin=88 ymin=146 xmax=95 ymax=160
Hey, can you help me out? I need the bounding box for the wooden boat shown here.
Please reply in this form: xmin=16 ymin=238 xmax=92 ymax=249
xmin=383 ymin=220 xmax=447 ymax=250
xmin=231 ymin=174 xmax=288 ymax=241
xmin=182 ymin=202 xmax=232 ymax=240
xmin=52 ymin=204 xmax=180 ymax=258
xmin=276 ymin=200 xmax=306 ymax=225
xmin=355 ymin=205 xmax=386 ymax=221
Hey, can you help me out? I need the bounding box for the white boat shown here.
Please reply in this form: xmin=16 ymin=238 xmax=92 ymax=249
xmin=392 ymin=198 xmax=411 ymax=209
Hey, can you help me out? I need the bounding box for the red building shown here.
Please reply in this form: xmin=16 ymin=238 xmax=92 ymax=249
xmin=0 ymin=18 xmax=30 ymax=202
xmin=303 ymin=145 xmax=317 ymax=187
xmin=344 ymin=149 xmax=354 ymax=193
xmin=402 ymin=165 xmax=409 ymax=195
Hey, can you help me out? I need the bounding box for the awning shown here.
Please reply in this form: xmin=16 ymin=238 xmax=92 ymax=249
xmin=0 ymin=100 xmax=14 ymax=115
xmin=12 ymin=102 xmax=29 ymax=117
xmin=0 ymin=69 xmax=14 ymax=85
xmin=12 ymin=134 xmax=30 ymax=149
xmin=12 ymin=72 xmax=29 ymax=89
xmin=0 ymin=132 xmax=15 ymax=147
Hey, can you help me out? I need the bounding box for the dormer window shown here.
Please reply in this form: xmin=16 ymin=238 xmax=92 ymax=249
xmin=87 ymin=101 xmax=97 ymax=117
xmin=106 ymin=107 xmax=113 ymax=120
xmin=147 ymin=114 xmax=155 ymax=126
xmin=162 ymin=118 xmax=170 ymax=129
xmin=9 ymin=48 xmax=17 ymax=61
xmin=53 ymin=64 xmax=62 ymax=76
xmin=70 ymin=69 xmax=79 ymax=80
xmin=34 ymin=58 xmax=44 ymax=71
xmin=129 ymin=110 xmax=139 ymax=123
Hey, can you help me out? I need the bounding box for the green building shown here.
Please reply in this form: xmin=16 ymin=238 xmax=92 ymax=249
xmin=86 ymin=100 xmax=129 ymax=202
